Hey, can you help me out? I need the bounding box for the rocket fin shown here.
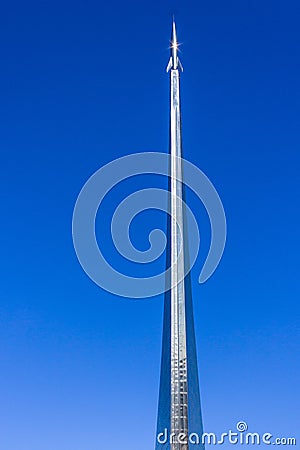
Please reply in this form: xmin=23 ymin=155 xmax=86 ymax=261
xmin=178 ymin=57 xmax=183 ymax=72
xmin=166 ymin=57 xmax=172 ymax=72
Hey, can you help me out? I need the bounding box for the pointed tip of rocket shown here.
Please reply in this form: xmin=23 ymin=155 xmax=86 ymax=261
xmin=172 ymin=18 xmax=177 ymax=45
xmin=166 ymin=17 xmax=183 ymax=73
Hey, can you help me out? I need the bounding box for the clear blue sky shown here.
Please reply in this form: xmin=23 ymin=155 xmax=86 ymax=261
xmin=0 ymin=0 xmax=299 ymax=449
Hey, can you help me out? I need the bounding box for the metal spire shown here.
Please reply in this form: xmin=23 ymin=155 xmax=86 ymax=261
xmin=168 ymin=18 xmax=188 ymax=450
xmin=156 ymin=20 xmax=204 ymax=450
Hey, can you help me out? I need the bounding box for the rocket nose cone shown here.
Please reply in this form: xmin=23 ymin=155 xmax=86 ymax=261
xmin=172 ymin=20 xmax=177 ymax=44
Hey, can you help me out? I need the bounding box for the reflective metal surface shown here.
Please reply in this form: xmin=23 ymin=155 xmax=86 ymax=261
xmin=156 ymin=21 xmax=205 ymax=450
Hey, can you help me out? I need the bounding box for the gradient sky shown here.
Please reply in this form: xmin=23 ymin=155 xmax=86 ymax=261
xmin=1 ymin=0 xmax=299 ymax=449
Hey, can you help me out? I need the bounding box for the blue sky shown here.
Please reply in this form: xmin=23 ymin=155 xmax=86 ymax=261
xmin=0 ymin=0 xmax=299 ymax=449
